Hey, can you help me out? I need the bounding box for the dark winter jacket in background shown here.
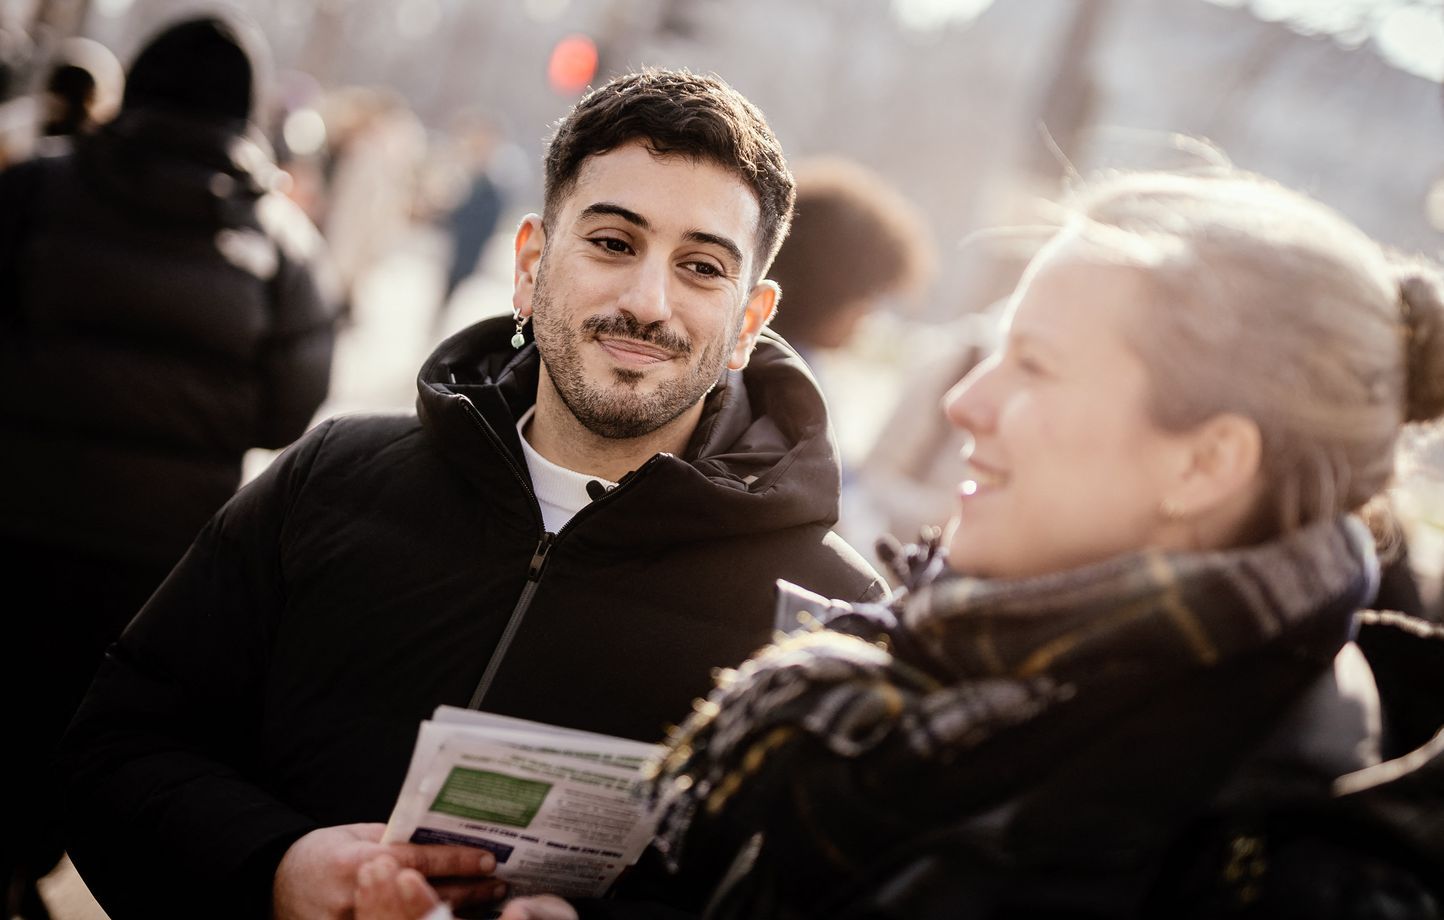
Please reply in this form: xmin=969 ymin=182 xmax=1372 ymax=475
xmin=0 ymin=106 xmax=337 ymax=566
xmin=0 ymin=15 xmax=338 ymax=907
xmin=60 ymin=317 xmax=885 ymax=920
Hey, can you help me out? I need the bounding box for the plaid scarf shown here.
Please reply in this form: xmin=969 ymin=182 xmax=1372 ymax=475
xmin=646 ymin=516 xmax=1377 ymax=876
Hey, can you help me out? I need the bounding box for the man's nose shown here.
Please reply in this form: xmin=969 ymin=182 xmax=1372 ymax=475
xmin=617 ymin=258 xmax=672 ymax=326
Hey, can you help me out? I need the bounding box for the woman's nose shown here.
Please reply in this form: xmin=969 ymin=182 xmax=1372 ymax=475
xmin=942 ymin=354 xmax=998 ymax=434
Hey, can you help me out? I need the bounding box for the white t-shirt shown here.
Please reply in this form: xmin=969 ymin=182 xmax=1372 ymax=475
xmin=516 ymin=407 xmax=618 ymax=533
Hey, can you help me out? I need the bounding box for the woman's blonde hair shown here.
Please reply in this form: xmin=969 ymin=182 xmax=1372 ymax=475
xmin=1065 ymin=170 xmax=1444 ymax=537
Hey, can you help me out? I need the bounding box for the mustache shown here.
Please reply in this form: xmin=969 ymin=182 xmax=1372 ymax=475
xmin=581 ymin=314 xmax=692 ymax=356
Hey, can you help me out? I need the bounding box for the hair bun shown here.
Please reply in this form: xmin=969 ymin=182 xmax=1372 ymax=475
xmin=1398 ymin=256 xmax=1444 ymax=423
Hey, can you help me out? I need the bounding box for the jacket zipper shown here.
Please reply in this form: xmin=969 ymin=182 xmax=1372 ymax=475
xmin=468 ymin=531 xmax=553 ymax=708
xmin=456 ymin=394 xmax=656 ymax=710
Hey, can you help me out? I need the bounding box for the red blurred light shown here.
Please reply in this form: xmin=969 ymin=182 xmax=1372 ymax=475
xmin=548 ymin=34 xmax=598 ymax=95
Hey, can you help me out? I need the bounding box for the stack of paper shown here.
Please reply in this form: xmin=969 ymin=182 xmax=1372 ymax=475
xmin=382 ymin=707 xmax=663 ymax=900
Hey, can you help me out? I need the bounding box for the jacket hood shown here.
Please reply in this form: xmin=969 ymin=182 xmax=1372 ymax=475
xmin=75 ymin=106 xmax=282 ymax=226
xmin=122 ymin=16 xmax=269 ymax=124
xmin=416 ymin=316 xmax=845 ymax=545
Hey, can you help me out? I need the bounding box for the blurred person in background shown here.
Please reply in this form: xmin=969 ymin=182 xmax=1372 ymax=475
xmin=0 ymin=14 xmax=337 ymax=917
xmin=359 ymin=169 xmax=1444 ymax=919
xmin=436 ymin=109 xmax=508 ymax=317
xmin=40 ymin=38 xmax=121 ymax=134
xmin=270 ymin=69 xmax=332 ymax=226
xmin=319 ymin=85 xmax=427 ymax=321
xmin=766 ymin=156 xmax=932 ymax=361
xmin=0 ymin=36 xmax=121 ymax=166
xmin=762 ymin=156 xmax=934 ymax=554
xmin=35 ymin=37 xmax=122 ymax=150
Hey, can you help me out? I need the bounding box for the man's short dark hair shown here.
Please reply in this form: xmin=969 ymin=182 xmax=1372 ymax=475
xmin=543 ymin=69 xmax=795 ymax=280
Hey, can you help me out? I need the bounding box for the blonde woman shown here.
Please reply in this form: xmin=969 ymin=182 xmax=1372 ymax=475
xmin=652 ymin=168 xmax=1444 ymax=912
xmin=356 ymin=170 xmax=1444 ymax=918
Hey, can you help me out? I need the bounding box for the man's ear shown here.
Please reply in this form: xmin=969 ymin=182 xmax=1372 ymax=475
xmin=728 ymin=279 xmax=780 ymax=370
xmin=511 ymin=214 xmax=545 ymax=319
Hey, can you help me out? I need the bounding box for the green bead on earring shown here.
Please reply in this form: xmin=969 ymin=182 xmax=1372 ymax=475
xmin=511 ymin=310 xmax=529 ymax=349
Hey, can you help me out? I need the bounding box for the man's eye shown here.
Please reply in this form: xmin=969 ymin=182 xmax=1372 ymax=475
xmin=593 ymin=238 xmax=631 ymax=254
xmin=686 ymin=261 xmax=722 ymax=277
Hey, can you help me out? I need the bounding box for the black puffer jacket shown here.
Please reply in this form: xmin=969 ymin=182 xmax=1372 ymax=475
xmin=60 ymin=318 xmax=885 ymax=920
xmin=0 ymin=105 xmax=337 ymax=566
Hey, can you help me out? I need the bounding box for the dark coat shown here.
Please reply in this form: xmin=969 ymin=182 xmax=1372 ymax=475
xmin=637 ymin=524 xmax=1444 ymax=920
xmin=817 ymin=624 xmax=1444 ymax=920
xmin=804 ymin=633 xmax=1444 ymax=920
xmin=60 ymin=318 xmax=885 ymax=920
xmin=0 ymin=107 xmax=337 ymax=566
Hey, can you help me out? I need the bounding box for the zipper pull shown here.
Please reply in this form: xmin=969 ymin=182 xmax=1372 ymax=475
xmin=528 ymin=532 xmax=555 ymax=581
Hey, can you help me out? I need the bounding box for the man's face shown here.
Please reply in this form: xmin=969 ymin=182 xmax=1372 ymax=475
xmin=514 ymin=141 xmax=773 ymax=439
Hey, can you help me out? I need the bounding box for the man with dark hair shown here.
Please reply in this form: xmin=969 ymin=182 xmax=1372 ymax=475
xmin=542 ymin=69 xmax=795 ymax=275
xmin=61 ymin=68 xmax=883 ymax=920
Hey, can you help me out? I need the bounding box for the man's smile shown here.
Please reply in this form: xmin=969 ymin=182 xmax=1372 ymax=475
xmin=596 ymin=336 xmax=678 ymax=366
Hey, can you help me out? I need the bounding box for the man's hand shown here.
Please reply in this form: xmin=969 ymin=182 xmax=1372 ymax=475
xmin=273 ymin=823 xmax=504 ymax=920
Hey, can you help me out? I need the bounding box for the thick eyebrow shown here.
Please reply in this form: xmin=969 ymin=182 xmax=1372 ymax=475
xmin=684 ymin=229 xmax=745 ymax=269
xmin=578 ymin=201 xmax=746 ymax=269
xmin=578 ymin=202 xmax=650 ymax=229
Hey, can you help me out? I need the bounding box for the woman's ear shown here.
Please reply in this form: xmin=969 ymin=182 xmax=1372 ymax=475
xmin=1164 ymin=413 xmax=1264 ymax=543
xmin=1189 ymin=413 xmax=1263 ymax=500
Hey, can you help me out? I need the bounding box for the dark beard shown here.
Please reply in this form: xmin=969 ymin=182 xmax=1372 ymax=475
xmin=530 ymin=267 xmax=742 ymax=440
